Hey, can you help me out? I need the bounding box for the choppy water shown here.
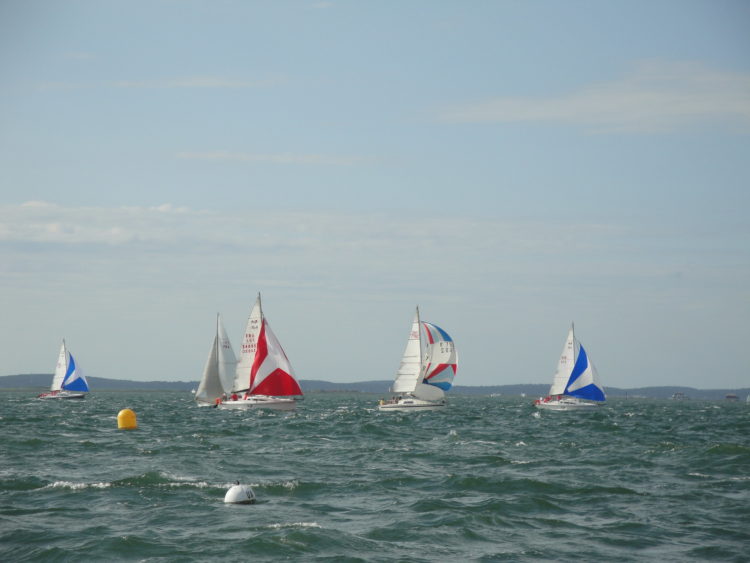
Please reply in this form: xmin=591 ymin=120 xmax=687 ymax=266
xmin=1 ymin=392 xmax=749 ymax=562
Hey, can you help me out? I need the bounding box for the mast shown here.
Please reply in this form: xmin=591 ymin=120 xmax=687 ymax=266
xmin=416 ymin=305 xmax=423 ymax=385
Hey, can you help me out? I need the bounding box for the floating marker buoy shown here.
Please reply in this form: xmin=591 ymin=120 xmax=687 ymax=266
xmin=224 ymin=481 xmax=255 ymax=504
xmin=117 ymin=408 xmax=137 ymax=430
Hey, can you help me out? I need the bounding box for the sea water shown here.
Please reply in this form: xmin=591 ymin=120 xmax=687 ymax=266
xmin=1 ymin=392 xmax=748 ymax=562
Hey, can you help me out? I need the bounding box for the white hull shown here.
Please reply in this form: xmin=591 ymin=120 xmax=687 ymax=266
xmin=534 ymin=397 xmax=600 ymax=411
xmin=378 ymin=396 xmax=446 ymax=412
xmin=37 ymin=391 xmax=86 ymax=400
xmin=218 ymin=396 xmax=297 ymax=411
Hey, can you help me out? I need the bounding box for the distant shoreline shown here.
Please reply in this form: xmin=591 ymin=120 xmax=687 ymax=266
xmin=2 ymin=374 xmax=748 ymax=400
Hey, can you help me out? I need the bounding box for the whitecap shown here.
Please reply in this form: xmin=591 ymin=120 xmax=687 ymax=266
xmin=46 ymin=481 xmax=111 ymax=490
xmin=267 ymin=522 xmax=321 ymax=529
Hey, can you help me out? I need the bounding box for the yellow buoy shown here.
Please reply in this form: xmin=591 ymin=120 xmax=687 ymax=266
xmin=117 ymin=408 xmax=137 ymax=430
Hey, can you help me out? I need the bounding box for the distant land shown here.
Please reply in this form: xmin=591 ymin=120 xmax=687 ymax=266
xmin=1 ymin=374 xmax=748 ymax=400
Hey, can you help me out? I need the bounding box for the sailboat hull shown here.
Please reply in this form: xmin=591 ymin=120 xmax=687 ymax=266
xmin=37 ymin=391 xmax=86 ymax=400
xmin=534 ymin=397 xmax=600 ymax=411
xmin=378 ymin=396 xmax=446 ymax=412
xmin=218 ymin=396 xmax=297 ymax=411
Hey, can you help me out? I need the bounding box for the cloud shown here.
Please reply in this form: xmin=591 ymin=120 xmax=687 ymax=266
xmin=112 ymin=76 xmax=285 ymax=89
xmin=439 ymin=60 xmax=750 ymax=132
xmin=38 ymin=76 xmax=284 ymax=91
xmin=3 ymin=201 xmax=742 ymax=301
xmin=176 ymin=151 xmax=372 ymax=166
xmin=0 ymin=201 xmax=612 ymax=265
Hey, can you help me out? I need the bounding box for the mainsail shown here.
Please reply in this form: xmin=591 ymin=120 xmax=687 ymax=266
xmin=548 ymin=324 xmax=605 ymax=402
xmin=216 ymin=314 xmax=237 ymax=393
xmin=232 ymin=294 xmax=263 ymax=393
xmin=51 ymin=341 xmax=68 ymax=391
xmin=195 ymin=314 xmax=237 ymax=405
xmin=391 ymin=309 xmax=422 ymax=394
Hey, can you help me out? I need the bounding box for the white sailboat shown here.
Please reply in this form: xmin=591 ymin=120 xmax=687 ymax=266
xmin=218 ymin=294 xmax=303 ymax=411
xmin=534 ymin=323 xmax=605 ymax=411
xmin=194 ymin=314 xmax=237 ymax=407
xmin=37 ymin=340 xmax=90 ymax=400
xmin=379 ymin=307 xmax=457 ymax=411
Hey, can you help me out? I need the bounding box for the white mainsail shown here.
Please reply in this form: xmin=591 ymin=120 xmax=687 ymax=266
xmin=232 ymin=294 xmax=263 ymax=393
xmin=195 ymin=314 xmax=237 ymax=405
xmin=391 ymin=308 xmax=423 ymax=394
xmin=51 ymin=341 xmax=68 ymax=391
xmin=549 ymin=325 xmax=576 ymax=396
xmin=216 ymin=314 xmax=237 ymax=393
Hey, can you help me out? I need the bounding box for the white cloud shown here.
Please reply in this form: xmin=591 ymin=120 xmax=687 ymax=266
xmin=439 ymin=60 xmax=750 ymax=132
xmin=38 ymin=76 xmax=284 ymax=91
xmin=176 ymin=151 xmax=372 ymax=166
xmin=112 ymin=76 xmax=284 ymax=89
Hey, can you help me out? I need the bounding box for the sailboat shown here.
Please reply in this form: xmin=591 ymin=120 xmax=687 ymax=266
xmin=37 ymin=340 xmax=90 ymax=400
xmin=534 ymin=323 xmax=605 ymax=411
xmin=194 ymin=314 xmax=237 ymax=407
xmin=218 ymin=294 xmax=303 ymax=410
xmin=378 ymin=307 xmax=457 ymax=411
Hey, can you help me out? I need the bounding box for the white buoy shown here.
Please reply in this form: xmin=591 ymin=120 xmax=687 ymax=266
xmin=224 ymin=481 xmax=256 ymax=504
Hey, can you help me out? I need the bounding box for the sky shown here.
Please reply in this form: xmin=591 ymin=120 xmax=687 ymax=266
xmin=1 ymin=0 xmax=749 ymax=389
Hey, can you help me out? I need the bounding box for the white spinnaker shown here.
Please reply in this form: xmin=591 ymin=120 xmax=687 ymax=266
xmin=391 ymin=309 xmax=422 ymax=394
xmin=549 ymin=325 xmax=576 ymax=396
xmin=51 ymin=341 xmax=68 ymax=391
xmin=233 ymin=294 xmax=263 ymax=392
xmin=217 ymin=314 xmax=237 ymax=393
